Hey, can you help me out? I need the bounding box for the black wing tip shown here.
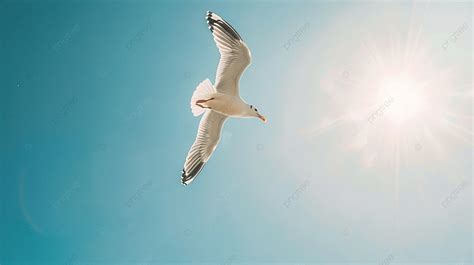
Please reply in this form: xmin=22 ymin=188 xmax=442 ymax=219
xmin=204 ymin=11 xmax=242 ymax=41
xmin=181 ymin=162 xmax=205 ymax=186
xmin=206 ymin=12 xmax=215 ymax=32
xmin=181 ymin=169 xmax=189 ymax=186
xmin=205 ymin=11 xmax=213 ymax=21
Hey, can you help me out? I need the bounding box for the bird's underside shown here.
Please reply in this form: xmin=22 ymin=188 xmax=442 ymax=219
xmin=181 ymin=11 xmax=252 ymax=186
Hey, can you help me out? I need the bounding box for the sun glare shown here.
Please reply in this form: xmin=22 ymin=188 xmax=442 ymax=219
xmin=306 ymin=25 xmax=472 ymax=172
xmin=380 ymin=76 xmax=429 ymax=125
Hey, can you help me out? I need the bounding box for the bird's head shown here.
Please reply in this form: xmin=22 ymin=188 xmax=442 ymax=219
xmin=248 ymin=104 xmax=267 ymax=123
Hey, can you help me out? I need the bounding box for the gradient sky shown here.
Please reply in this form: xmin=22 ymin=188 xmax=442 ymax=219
xmin=1 ymin=1 xmax=472 ymax=265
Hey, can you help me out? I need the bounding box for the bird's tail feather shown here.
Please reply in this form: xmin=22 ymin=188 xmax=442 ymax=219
xmin=190 ymin=78 xmax=215 ymax=116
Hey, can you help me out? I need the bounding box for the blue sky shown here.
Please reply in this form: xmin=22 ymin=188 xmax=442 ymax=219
xmin=1 ymin=1 xmax=472 ymax=264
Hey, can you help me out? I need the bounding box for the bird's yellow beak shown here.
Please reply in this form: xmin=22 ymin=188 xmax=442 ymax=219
xmin=257 ymin=114 xmax=267 ymax=123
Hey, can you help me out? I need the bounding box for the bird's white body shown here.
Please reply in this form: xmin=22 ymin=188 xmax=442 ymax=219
xmin=199 ymin=93 xmax=249 ymax=117
xmin=181 ymin=11 xmax=266 ymax=185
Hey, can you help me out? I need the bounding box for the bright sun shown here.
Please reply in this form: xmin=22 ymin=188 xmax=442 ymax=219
xmin=379 ymin=76 xmax=429 ymax=125
xmin=303 ymin=10 xmax=472 ymax=190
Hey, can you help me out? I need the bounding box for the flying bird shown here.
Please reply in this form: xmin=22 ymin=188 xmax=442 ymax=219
xmin=181 ymin=11 xmax=267 ymax=185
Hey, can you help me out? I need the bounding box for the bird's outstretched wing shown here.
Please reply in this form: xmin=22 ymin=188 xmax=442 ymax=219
xmin=206 ymin=11 xmax=251 ymax=96
xmin=181 ymin=111 xmax=228 ymax=185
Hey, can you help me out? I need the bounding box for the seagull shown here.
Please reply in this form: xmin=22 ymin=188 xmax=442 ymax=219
xmin=181 ymin=11 xmax=267 ymax=186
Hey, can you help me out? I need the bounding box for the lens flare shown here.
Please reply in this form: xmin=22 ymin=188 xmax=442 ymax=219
xmin=378 ymin=76 xmax=430 ymax=125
